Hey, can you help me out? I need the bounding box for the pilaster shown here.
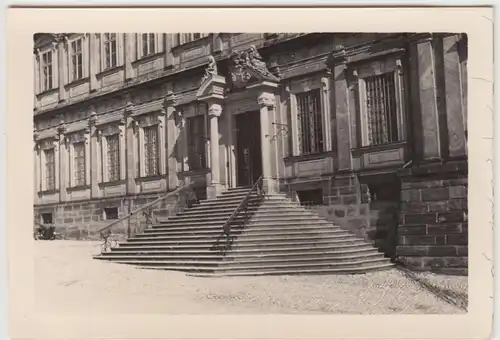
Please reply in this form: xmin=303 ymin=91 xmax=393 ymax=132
xmin=442 ymin=34 xmax=467 ymax=158
xmin=57 ymin=39 xmax=67 ymax=102
xmin=125 ymin=104 xmax=138 ymax=194
xmin=164 ymin=93 xmax=179 ymax=190
xmin=89 ymin=33 xmax=99 ymax=92
xmin=124 ymin=33 xmax=134 ymax=81
xmin=57 ymin=125 xmax=66 ymax=202
xmin=118 ymin=119 xmax=127 ymax=181
xmin=206 ymin=102 xmax=223 ymax=199
xmin=164 ymin=34 xmax=175 ymax=69
xmin=415 ymin=37 xmax=442 ymax=160
xmin=333 ymin=62 xmax=352 ymax=171
xmin=89 ymin=111 xmax=100 ymax=198
xmin=34 ymin=143 xmax=40 ymax=204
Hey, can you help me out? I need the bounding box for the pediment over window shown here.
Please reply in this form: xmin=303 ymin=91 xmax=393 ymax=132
xmin=196 ymin=74 xmax=226 ymax=101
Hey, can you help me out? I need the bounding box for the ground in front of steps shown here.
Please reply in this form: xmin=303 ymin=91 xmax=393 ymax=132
xmin=34 ymin=241 xmax=467 ymax=314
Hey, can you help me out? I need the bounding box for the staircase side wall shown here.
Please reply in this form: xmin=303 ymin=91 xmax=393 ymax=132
xmin=396 ymin=161 xmax=468 ymax=275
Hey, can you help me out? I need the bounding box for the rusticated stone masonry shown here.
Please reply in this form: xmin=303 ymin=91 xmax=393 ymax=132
xmin=396 ymin=160 xmax=468 ymax=275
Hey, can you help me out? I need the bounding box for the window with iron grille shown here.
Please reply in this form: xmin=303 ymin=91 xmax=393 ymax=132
xmin=41 ymin=51 xmax=53 ymax=91
xmin=73 ymin=142 xmax=86 ymax=186
xmin=106 ymin=134 xmax=120 ymax=182
xmin=187 ymin=115 xmax=207 ymax=170
xmin=44 ymin=149 xmax=56 ymax=190
xmin=364 ymin=72 xmax=400 ymax=146
xmin=103 ymin=33 xmax=117 ymax=69
xmin=71 ymin=39 xmax=83 ymax=81
xmin=296 ymin=89 xmax=324 ymax=155
xmin=142 ymin=33 xmax=156 ymax=56
xmin=143 ymin=126 xmax=159 ymax=176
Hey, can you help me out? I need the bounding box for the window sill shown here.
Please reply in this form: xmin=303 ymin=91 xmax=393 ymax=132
xmin=171 ymin=35 xmax=212 ymax=52
xmin=38 ymin=189 xmax=58 ymax=195
xmin=351 ymin=141 xmax=407 ymax=156
xmin=36 ymin=87 xmax=58 ymax=98
xmin=284 ymin=151 xmax=335 ymax=163
xmin=135 ymin=175 xmax=164 ymax=182
xmin=67 ymin=184 xmax=90 ymax=192
xmin=64 ymin=77 xmax=90 ymax=89
xmin=98 ymin=180 xmax=125 ymax=188
xmin=96 ymin=65 xmax=124 ymax=78
xmin=132 ymin=52 xmax=164 ymax=65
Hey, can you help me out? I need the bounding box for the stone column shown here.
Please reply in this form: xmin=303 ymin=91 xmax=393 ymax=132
xmin=164 ymin=93 xmax=179 ymax=190
xmin=415 ymin=36 xmax=442 ymax=160
xmin=258 ymin=92 xmax=276 ymax=194
xmin=442 ymin=34 xmax=467 ymax=158
xmin=89 ymin=112 xmax=100 ymax=198
xmin=34 ymin=143 xmax=40 ymax=204
xmin=333 ymin=63 xmax=352 ymax=171
xmin=207 ymin=101 xmax=222 ymax=199
xmin=58 ymin=126 xmax=67 ymax=202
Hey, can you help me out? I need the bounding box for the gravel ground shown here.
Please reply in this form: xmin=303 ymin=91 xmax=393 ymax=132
xmin=35 ymin=241 xmax=467 ymax=314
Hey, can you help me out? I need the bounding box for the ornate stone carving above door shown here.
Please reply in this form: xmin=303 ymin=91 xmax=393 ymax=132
xmin=227 ymin=45 xmax=280 ymax=91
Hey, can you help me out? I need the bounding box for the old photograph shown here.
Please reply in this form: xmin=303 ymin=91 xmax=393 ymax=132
xmin=32 ymin=32 xmax=469 ymax=314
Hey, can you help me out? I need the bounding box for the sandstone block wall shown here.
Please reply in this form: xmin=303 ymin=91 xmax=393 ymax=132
xmin=397 ymin=161 xmax=468 ymax=275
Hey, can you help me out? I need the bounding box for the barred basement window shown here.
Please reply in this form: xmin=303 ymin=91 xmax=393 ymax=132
xmin=44 ymin=149 xmax=56 ymax=190
xmin=103 ymin=33 xmax=117 ymax=69
xmin=73 ymin=142 xmax=86 ymax=186
xmin=104 ymin=207 xmax=118 ymax=220
xmin=106 ymin=134 xmax=120 ymax=182
xmin=144 ymin=126 xmax=159 ymax=176
xmin=364 ymin=73 xmax=399 ymax=146
xmin=296 ymin=89 xmax=324 ymax=155
xmin=71 ymin=39 xmax=83 ymax=81
xmin=142 ymin=33 xmax=156 ymax=56
xmin=41 ymin=51 xmax=53 ymax=91
xmin=187 ymin=115 xmax=207 ymax=170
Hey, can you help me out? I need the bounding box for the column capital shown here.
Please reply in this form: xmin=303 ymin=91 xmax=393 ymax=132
xmin=208 ymin=102 xmax=223 ymax=118
xmin=257 ymin=92 xmax=276 ymax=108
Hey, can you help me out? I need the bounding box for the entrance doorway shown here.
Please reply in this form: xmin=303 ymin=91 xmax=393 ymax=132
xmin=235 ymin=111 xmax=262 ymax=187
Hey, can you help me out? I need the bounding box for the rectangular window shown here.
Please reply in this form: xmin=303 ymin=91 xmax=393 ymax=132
xmin=44 ymin=149 xmax=56 ymax=191
xmin=143 ymin=126 xmax=159 ymax=176
xmin=103 ymin=33 xmax=117 ymax=69
xmin=106 ymin=134 xmax=120 ymax=182
xmin=176 ymin=33 xmax=207 ymax=45
xmin=73 ymin=142 xmax=86 ymax=186
xmin=41 ymin=51 xmax=53 ymax=91
xmin=104 ymin=207 xmax=118 ymax=220
xmin=142 ymin=33 xmax=156 ymax=56
xmin=71 ymin=39 xmax=83 ymax=81
xmin=187 ymin=115 xmax=207 ymax=170
xmin=296 ymin=89 xmax=324 ymax=155
xmin=41 ymin=213 xmax=53 ymax=224
xmin=364 ymin=72 xmax=399 ymax=146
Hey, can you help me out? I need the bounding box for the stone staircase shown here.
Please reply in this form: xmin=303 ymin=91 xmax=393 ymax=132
xmin=94 ymin=186 xmax=394 ymax=276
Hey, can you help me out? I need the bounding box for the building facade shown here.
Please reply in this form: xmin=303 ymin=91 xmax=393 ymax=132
xmin=33 ymin=33 xmax=468 ymax=273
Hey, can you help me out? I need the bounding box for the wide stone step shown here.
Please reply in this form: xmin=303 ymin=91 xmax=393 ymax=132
xmin=127 ymin=233 xmax=359 ymax=244
xmin=150 ymin=216 xmax=326 ymax=230
xmin=96 ymin=252 xmax=384 ymax=266
xmin=188 ymin=263 xmax=395 ymax=277
xmin=129 ymin=258 xmax=392 ymax=273
xmin=167 ymin=207 xmax=316 ymax=220
xmin=145 ymin=224 xmax=340 ymax=235
xmin=108 ymin=243 xmax=376 ymax=255
xmin=135 ymin=228 xmax=349 ymax=239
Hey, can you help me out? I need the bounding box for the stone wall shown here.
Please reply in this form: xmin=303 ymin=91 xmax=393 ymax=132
xmin=34 ymin=193 xmax=184 ymax=240
xmin=396 ymin=161 xmax=468 ymax=275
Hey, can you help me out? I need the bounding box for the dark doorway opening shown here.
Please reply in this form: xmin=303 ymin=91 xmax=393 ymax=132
xmin=235 ymin=111 xmax=262 ymax=187
xmin=41 ymin=213 xmax=53 ymax=224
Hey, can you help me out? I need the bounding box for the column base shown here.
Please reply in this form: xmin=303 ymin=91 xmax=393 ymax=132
xmin=206 ymin=182 xmax=223 ymax=199
xmin=262 ymin=177 xmax=278 ymax=195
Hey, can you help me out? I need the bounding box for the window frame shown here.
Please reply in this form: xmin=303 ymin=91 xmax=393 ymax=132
xmin=40 ymin=50 xmax=54 ymax=92
xmin=143 ymin=125 xmax=160 ymax=177
xmin=106 ymin=133 xmax=120 ymax=182
xmin=295 ymin=88 xmax=324 ymax=155
xmin=70 ymin=38 xmax=84 ymax=81
xmin=103 ymin=33 xmax=118 ymax=70
xmin=351 ymin=55 xmax=407 ymax=148
xmin=73 ymin=141 xmax=86 ymax=186
xmin=44 ymin=148 xmax=56 ymax=191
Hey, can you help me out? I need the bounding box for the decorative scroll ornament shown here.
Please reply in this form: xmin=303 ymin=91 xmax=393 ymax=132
xmin=227 ymin=45 xmax=280 ymax=90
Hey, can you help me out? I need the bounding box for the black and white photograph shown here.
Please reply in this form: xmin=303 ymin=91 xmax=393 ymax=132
xmin=5 ymin=6 xmax=494 ymax=340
